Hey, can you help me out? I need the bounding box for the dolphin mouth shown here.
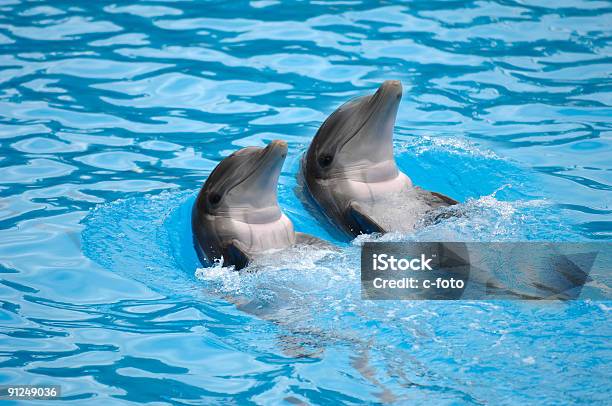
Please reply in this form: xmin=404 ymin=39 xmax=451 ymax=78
xmin=372 ymin=80 xmax=403 ymax=103
xmin=360 ymin=80 xmax=402 ymax=131
xmin=253 ymin=139 xmax=287 ymax=175
xmin=229 ymin=140 xmax=287 ymax=194
xmin=339 ymin=80 xmax=402 ymax=153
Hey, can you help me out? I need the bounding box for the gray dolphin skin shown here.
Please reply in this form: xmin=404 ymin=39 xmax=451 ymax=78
xmin=193 ymin=140 xmax=324 ymax=270
xmin=301 ymin=80 xmax=458 ymax=238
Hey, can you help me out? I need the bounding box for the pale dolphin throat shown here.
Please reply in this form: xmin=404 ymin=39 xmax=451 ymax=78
xmin=301 ymin=80 xmax=458 ymax=238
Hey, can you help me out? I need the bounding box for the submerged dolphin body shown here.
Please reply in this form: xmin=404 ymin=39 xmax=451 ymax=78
xmin=301 ymin=80 xmax=458 ymax=238
xmin=193 ymin=140 xmax=325 ymax=269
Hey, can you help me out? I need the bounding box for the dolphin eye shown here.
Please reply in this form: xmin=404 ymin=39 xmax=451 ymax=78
xmin=209 ymin=193 xmax=221 ymax=205
xmin=318 ymin=154 xmax=333 ymax=168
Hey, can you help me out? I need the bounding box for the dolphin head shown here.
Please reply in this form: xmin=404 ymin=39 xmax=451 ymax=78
xmin=197 ymin=140 xmax=288 ymax=221
xmin=306 ymin=80 xmax=402 ymax=181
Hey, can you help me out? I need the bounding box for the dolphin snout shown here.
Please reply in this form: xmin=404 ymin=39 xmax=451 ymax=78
xmin=380 ymin=80 xmax=402 ymax=99
xmin=268 ymin=139 xmax=288 ymax=157
xmin=384 ymin=79 xmax=401 ymax=88
xmin=269 ymin=139 xmax=288 ymax=149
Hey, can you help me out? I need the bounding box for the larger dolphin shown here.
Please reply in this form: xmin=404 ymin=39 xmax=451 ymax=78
xmin=193 ymin=140 xmax=325 ymax=269
xmin=301 ymin=80 xmax=458 ymax=238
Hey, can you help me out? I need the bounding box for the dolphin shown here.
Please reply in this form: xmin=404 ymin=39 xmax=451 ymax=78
xmin=301 ymin=80 xmax=458 ymax=238
xmin=193 ymin=140 xmax=326 ymax=269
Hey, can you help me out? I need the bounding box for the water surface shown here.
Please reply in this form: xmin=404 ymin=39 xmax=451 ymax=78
xmin=0 ymin=0 xmax=611 ymax=404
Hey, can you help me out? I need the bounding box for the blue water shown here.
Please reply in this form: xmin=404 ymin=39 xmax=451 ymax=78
xmin=0 ymin=0 xmax=611 ymax=404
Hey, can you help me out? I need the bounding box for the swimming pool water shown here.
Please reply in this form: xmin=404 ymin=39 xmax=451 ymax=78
xmin=0 ymin=0 xmax=611 ymax=404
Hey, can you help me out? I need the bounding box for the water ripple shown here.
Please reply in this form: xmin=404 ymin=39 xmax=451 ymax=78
xmin=0 ymin=0 xmax=611 ymax=404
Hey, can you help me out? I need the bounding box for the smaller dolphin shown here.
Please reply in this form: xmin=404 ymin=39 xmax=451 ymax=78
xmin=301 ymin=80 xmax=458 ymax=238
xmin=193 ymin=140 xmax=326 ymax=270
